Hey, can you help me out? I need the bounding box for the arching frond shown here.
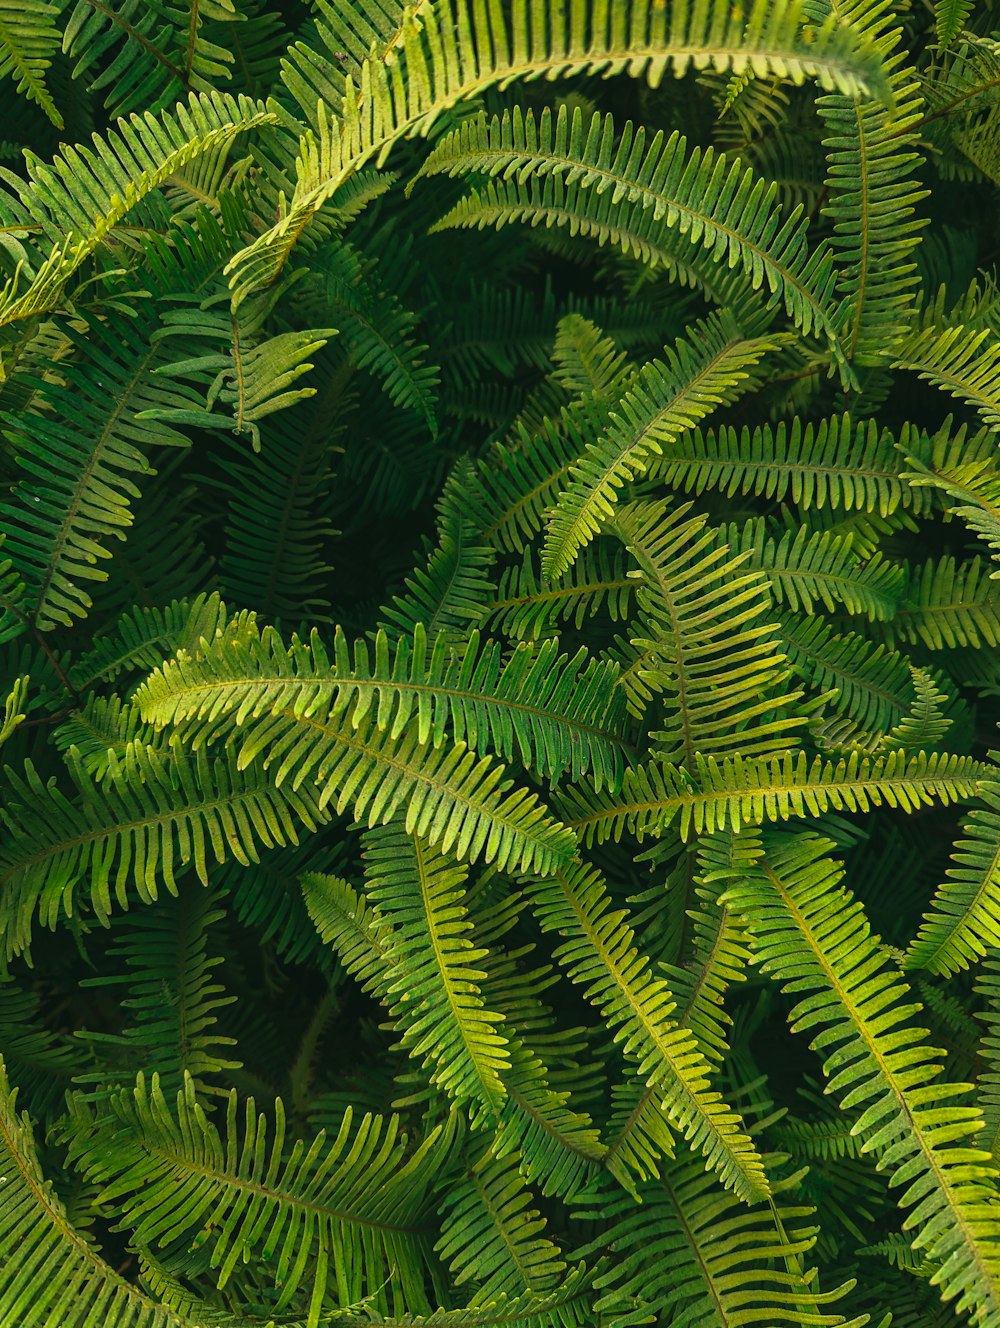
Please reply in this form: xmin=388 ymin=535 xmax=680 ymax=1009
xmin=225 ymin=0 xmax=887 ymax=305
xmin=136 ymin=615 xmax=625 ymax=792
xmin=423 ymin=104 xmax=841 ymax=363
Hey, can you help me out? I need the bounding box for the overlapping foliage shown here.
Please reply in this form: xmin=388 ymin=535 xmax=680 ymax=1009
xmin=4 ymin=1 xmax=1000 ymax=1326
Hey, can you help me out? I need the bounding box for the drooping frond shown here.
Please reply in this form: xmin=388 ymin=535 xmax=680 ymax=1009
xmin=0 ymin=0 xmax=62 ymax=126
xmin=541 ymin=312 xmax=777 ymax=577
xmin=225 ymin=0 xmax=887 ymax=305
xmin=717 ymin=830 xmax=1000 ymax=1327
xmin=65 ymin=1073 xmax=453 ymax=1322
xmin=423 ymin=103 xmax=843 ymax=352
xmin=522 ymin=858 xmax=770 ymax=1204
xmin=905 ymin=784 xmax=1000 ymax=977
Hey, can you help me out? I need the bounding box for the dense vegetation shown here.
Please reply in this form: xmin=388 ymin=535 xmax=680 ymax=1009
xmin=7 ymin=0 xmax=1000 ymax=1324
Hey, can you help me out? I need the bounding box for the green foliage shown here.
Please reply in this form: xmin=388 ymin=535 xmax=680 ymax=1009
xmin=4 ymin=4 xmax=1000 ymax=1328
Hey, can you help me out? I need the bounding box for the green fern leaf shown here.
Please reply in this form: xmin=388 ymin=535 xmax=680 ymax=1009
xmin=65 ymin=1073 xmax=453 ymax=1322
xmin=541 ymin=313 xmax=778 ymax=578
xmin=562 ymin=748 xmax=986 ymax=845
xmin=362 ymin=821 xmax=511 ymax=1115
xmin=523 ymin=858 xmax=769 ymax=1204
xmin=0 ymin=0 xmax=62 ymax=127
xmin=0 ymin=1056 xmax=196 ymax=1328
xmin=719 ymin=830 xmax=1000 ymax=1326
xmin=136 ymin=616 xmax=625 ymax=791
xmin=905 ymin=784 xmax=1000 ymax=976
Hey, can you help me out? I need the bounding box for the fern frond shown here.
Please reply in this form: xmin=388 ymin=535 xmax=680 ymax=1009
xmin=66 ymin=1073 xmax=453 ymax=1321
xmin=905 ymin=784 xmax=1000 ymax=976
xmin=891 ymin=556 xmax=1000 ymax=649
xmin=379 ymin=468 xmax=497 ymax=641
xmin=472 ymin=395 xmax=626 ymax=555
xmin=936 ymin=0 xmax=976 ymax=47
xmin=225 ymin=0 xmax=887 ymax=305
xmin=718 ymin=830 xmax=1000 ymax=1326
xmin=74 ymin=883 xmax=238 ymax=1099
xmin=814 ymin=0 xmax=927 ymax=365
xmin=523 ymin=858 xmax=770 ymax=1204
xmin=647 ymin=413 xmax=925 ymax=516
xmin=0 ymin=0 xmax=62 ymax=127
xmin=561 ymin=748 xmax=985 ymax=845
xmin=137 ymin=628 xmax=576 ymax=875
xmin=0 ymin=737 xmax=329 ymax=961
xmin=578 ymin=1145 xmax=864 ymax=1328
xmin=894 ymin=321 xmax=1000 ymax=432
xmin=69 ymin=594 xmax=235 ymax=691
xmin=327 ymin=1267 xmax=596 ymax=1326
xmin=485 ymin=545 xmax=633 ymax=642
xmin=435 ymin=1152 xmax=566 ymax=1300
xmin=423 ymin=104 xmax=841 ymax=365
xmin=0 ymin=310 xmax=202 ymax=631
xmin=62 ymin=0 xmax=236 ymax=117
xmin=904 ymin=446 xmax=1000 ymax=575
xmin=0 ymin=92 xmax=274 ymax=343
xmin=0 ymin=1056 xmax=194 ymax=1328
xmin=541 ymin=312 xmax=778 ymax=578
xmin=136 ymin=617 xmax=625 ymax=791
xmin=360 ymin=821 xmax=510 ymax=1116
xmin=725 ymin=517 xmax=906 ymax=621
xmin=614 ymin=500 xmax=804 ymax=767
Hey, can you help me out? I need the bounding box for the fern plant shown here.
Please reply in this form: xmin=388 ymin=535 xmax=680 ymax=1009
xmin=6 ymin=1 xmax=1000 ymax=1326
